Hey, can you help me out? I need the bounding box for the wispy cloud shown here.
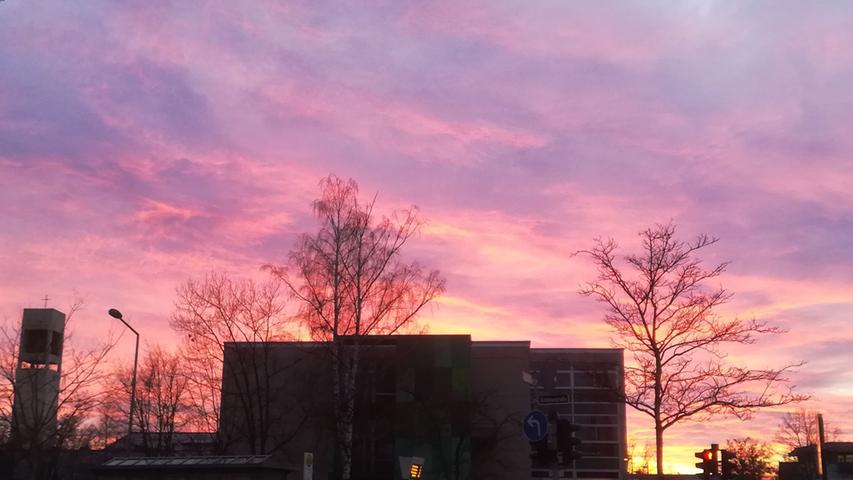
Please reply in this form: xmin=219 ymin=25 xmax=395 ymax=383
xmin=1 ymin=0 xmax=852 ymax=465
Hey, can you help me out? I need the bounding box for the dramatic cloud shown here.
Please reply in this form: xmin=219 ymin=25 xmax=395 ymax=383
xmin=2 ymin=1 xmax=852 ymax=470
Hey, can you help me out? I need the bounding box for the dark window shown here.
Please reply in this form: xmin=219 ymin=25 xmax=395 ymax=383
xmin=555 ymin=372 xmax=572 ymax=386
xmin=577 ymin=471 xmax=620 ymax=478
xmin=50 ymin=332 xmax=62 ymax=356
xmin=544 ymin=404 xmax=572 ymax=416
xmin=376 ymin=365 xmax=395 ymax=395
xmin=577 ymin=426 xmax=618 ymax=442
xmin=576 ymin=458 xmax=621 ymax=470
xmin=414 ymin=367 xmax=433 ymax=400
xmin=574 ymin=415 xmax=616 ymax=425
xmin=580 ymin=443 xmax=620 ymax=457
xmin=575 ymin=403 xmax=617 ymax=414
xmin=574 ymin=370 xmax=617 ymax=388
xmin=23 ymin=329 xmax=49 ymax=354
xmin=574 ymin=389 xmax=618 ymax=403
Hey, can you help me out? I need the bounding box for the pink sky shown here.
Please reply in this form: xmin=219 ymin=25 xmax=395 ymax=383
xmin=1 ymin=1 xmax=852 ymax=472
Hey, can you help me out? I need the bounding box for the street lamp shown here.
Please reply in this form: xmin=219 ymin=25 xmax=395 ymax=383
xmin=108 ymin=308 xmax=139 ymax=436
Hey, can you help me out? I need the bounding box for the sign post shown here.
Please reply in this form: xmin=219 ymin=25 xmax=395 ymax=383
xmin=303 ymin=452 xmax=313 ymax=480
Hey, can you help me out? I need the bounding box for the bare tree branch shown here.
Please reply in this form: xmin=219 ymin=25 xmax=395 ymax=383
xmin=576 ymin=222 xmax=807 ymax=478
xmin=265 ymin=175 xmax=445 ymax=480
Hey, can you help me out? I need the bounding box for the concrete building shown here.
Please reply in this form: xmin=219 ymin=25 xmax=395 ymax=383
xmin=11 ymin=308 xmax=65 ymax=448
xmin=219 ymin=335 xmax=626 ymax=480
xmin=779 ymin=442 xmax=853 ymax=480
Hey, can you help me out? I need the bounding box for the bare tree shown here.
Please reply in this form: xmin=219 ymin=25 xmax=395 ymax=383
xmin=266 ymin=175 xmax=445 ymax=480
xmin=170 ymin=272 xmax=300 ymax=455
xmin=576 ymin=222 xmax=806 ymax=477
xmin=103 ymin=346 xmax=190 ymax=456
xmin=725 ymin=437 xmax=777 ymax=480
xmin=90 ymin=403 xmax=125 ymax=450
xmin=775 ymin=408 xmax=842 ymax=452
xmin=627 ymin=441 xmax=653 ymax=475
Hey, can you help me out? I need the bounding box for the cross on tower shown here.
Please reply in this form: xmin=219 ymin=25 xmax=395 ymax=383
xmin=42 ymin=295 xmax=50 ymax=308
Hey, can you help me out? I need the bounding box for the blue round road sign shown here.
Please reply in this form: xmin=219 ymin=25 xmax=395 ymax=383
xmin=523 ymin=409 xmax=548 ymax=442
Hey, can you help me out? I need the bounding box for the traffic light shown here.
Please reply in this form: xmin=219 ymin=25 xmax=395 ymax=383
xmin=695 ymin=449 xmax=715 ymax=479
xmin=721 ymin=449 xmax=736 ymax=479
xmin=556 ymin=419 xmax=583 ymax=464
xmin=532 ymin=437 xmax=557 ymax=466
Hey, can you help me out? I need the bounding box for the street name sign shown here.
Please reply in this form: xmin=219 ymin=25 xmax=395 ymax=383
xmin=536 ymin=394 xmax=569 ymax=405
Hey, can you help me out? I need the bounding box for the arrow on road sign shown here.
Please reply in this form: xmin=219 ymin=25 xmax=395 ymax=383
xmin=523 ymin=410 xmax=548 ymax=442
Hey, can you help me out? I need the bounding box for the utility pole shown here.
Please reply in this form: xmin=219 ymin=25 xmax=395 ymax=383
xmin=818 ymin=414 xmax=827 ymax=480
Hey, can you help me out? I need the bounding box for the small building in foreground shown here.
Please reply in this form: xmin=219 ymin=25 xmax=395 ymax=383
xmin=779 ymin=442 xmax=853 ymax=480
xmin=93 ymin=455 xmax=292 ymax=480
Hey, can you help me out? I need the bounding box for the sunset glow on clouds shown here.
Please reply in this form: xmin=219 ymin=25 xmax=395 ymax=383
xmin=2 ymin=0 xmax=853 ymax=471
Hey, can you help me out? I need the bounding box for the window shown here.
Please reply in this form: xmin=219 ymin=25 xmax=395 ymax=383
xmin=50 ymin=332 xmax=62 ymax=356
xmin=579 ymin=443 xmax=619 ymax=457
xmin=574 ymin=390 xmax=618 ymax=403
xmin=577 ymin=426 xmax=617 ymax=442
xmin=574 ymin=403 xmax=617 ymax=414
xmin=573 ymin=415 xmax=617 ymax=426
xmin=576 ymin=471 xmax=619 ymax=478
xmin=576 ymin=458 xmax=621 ymax=470
xmin=23 ymin=329 xmax=49 ymax=354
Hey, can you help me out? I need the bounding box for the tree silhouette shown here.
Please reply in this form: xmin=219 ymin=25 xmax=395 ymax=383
xmin=725 ymin=437 xmax=777 ymax=480
xmin=577 ymin=222 xmax=806 ymax=478
xmin=170 ymin=272 xmax=301 ymax=454
xmin=266 ymin=175 xmax=445 ymax=480
xmin=775 ymin=408 xmax=842 ymax=452
xmin=103 ymin=345 xmax=190 ymax=456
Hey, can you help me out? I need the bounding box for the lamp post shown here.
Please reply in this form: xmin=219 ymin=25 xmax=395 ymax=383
xmin=108 ymin=308 xmax=139 ymax=436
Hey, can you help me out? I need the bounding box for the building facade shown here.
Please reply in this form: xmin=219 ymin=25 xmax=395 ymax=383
xmin=529 ymin=348 xmax=627 ymax=480
xmin=219 ymin=335 xmax=626 ymax=480
xmin=779 ymin=442 xmax=853 ymax=480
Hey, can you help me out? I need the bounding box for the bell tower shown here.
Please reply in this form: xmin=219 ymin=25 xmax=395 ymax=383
xmin=11 ymin=308 xmax=65 ymax=448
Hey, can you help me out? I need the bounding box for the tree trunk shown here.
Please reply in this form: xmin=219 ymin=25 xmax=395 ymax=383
xmin=656 ymin=422 xmax=664 ymax=480
xmin=341 ymin=389 xmax=355 ymax=480
xmin=332 ymin=340 xmax=344 ymax=479
xmin=341 ymin=345 xmax=360 ymax=480
xmin=332 ymin=341 xmax=359 ymax=480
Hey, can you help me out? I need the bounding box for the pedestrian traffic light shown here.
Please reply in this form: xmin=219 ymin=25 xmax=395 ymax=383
xmin=695 ymin=449 xmax=715 ymax=479
xmin=399 ymin=456 xmax=424 ymax=480
xmin=556 ymin=419 xmax=583 ymax=463
xmin=721 ymin=449 xmax=736 ymax=479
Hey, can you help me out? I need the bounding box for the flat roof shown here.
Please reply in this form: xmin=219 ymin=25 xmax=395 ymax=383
xmin=96 ymin=455 xmax=289 ymax=471
xmin=223 ymin=337 xmax=619 ymax=353
xmin=531 ymin=348 xmax=623 ymax=353
xmin=471 ymin=341 xmax=531 ymax=347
